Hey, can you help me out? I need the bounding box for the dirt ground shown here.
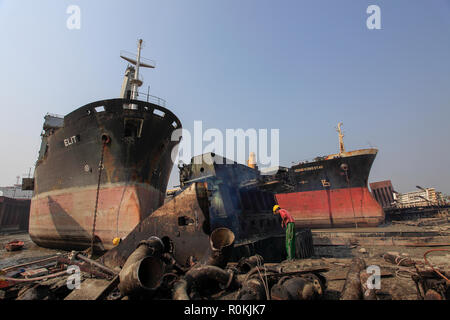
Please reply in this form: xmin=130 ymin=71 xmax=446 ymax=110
xmin=0 ymin=232 xmax=64 ymax=270
xmin=1 ymin=219 xmax=449 ymax=300
xmin=295 ymin=245 xmax=449 ymax=300
xmin=215 ymin=218 xmax=450 ymax=300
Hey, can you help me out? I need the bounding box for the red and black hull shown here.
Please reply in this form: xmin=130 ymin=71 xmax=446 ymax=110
xmin=30 ymin=99 xmax=181 ymax=250
xmin=264 ymin=149 xmax=384 ymax=228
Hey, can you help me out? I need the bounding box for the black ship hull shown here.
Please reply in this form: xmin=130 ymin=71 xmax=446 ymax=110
xmin=263 ymin=149 xmax=384 ymax=228
xmin=30 ymin=99 xmax=181 ymax=250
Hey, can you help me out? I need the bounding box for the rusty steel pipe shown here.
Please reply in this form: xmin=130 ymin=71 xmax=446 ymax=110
xmin=118 ymin=237 xmax=165 ymax=297
xmin=270 ymin=274 xmax=324 ymax=300
xmin=74 ymin=253 xmax=117 ymax=276
xmin=360 ymin=272 xmax=377 ymax=300
xmin=161 ymin=253 xmax=187 ymax=274
xmin=236 ymin=255 xmax=264 ymax=274
xmin=340 ymin=258 xmax=367 ymax=300
xmin=0 ymin=255 xmax=63 ymax=273
xmin=118 ymin=256 xmax=165 ymax=297
xmin=172 ymin=265 xmax=236 ymax=300
xmin=172 ymin=279 xmax=190 ymax=300
xmin=0 ymin=270 xmax=68 ymax=283
xmin=204 ymin=228 xmax=235 ymax=268
xmin=271 ymin=277 xmax=307 ymax=300
xmin=57 ymin=257 xmax=112 ymax=279
xmin=237 ymin=277 xmax=268 ymax=300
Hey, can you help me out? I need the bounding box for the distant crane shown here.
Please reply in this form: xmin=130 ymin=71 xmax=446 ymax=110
xmin=336 ymin=122 xmax=345 ymax=154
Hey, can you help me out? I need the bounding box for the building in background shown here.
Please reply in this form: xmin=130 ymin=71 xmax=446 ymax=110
xmin=0 ymin=184 xmax=33 ymax=200
xmin=370 ymin=180 xmax=447 ymax=209
xmin=370 ymin=180 xmax=395 ymax=208
xmin=394 ymin=188 xmax=445 ymax=208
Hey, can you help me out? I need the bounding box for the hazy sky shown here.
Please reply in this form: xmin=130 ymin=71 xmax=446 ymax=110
xmin=0 ymin=0 xmax=449 ymax=194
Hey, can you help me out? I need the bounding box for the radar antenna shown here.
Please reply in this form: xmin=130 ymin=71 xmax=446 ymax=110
xmin=120 ymin=39 xmax=155 ymax=103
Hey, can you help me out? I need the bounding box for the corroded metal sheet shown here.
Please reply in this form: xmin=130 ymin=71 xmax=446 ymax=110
xmin=100 ymin=183 xmax=211 ymax=268
xmin=0 ymin=197 xmax=30 ymax=232
xmin=276 ymin=187 xmax=384 ymax=228
xmin=29 ymin=183 xmax=162 ymax=251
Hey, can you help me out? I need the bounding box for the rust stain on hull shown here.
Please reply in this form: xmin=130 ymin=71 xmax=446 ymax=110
xmin=29 ymin=183 xmax=163 ymax=251
xmin=29 ymin=99 xmax=182 ymax=251
xmin=100 ymin=182 xmax=211 ymax=268
xmin=276 ymin=187 xmax=385 ymax=228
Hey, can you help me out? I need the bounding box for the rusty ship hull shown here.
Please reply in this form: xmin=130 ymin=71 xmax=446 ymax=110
xmin=263 ymin=149 xmax=384 ymax=228
xmin=29 ymin=98 xmax=181 ymax=251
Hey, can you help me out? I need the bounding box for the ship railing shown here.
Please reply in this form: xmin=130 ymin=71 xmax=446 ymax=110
xmin=45 ymin=112 xmax=64 ymax=119
xmin=43 ymin=113 xmax=64 ymax=130
xmin=293 ymin=144 xmax=377 ymax=165
xmin=293 ymin=156 xmax=326 ymax=165
xmin=129 ymin=90 xmax=167 ymax=108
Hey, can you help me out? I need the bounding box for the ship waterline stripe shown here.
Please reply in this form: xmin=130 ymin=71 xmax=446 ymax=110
xmin=32 ymin=182 xmax=161 ymax=200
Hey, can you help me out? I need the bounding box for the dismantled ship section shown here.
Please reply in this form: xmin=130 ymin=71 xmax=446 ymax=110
xmin=178 ymin=153 xmax=311 ymax=262
xmin=0 ymin=197 xmax=30 ymax=233
xmin=101 ymin=152 xmax=314 ymax=269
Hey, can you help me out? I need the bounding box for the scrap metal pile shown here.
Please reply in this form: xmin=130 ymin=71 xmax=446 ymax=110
xmin=0 ymin=153 xmax=319 ymax=300
xmin=1 ymin=232 xmax=449 ymax=300
xmin=112 ymin=229 xmax=327 ymax=300
xmin=1 ymin=154 xmax=448 ymax=300
xmin=0 ymin=251 xmax=117 ymax=300
xmin=0 ymin=228 xmax=326 ymax=301
xmin=383 ymin=250 xmax=450 ymax=300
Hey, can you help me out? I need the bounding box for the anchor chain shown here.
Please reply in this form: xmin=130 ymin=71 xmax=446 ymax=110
xmin=90 ymin=139 xmax=107 ymax=256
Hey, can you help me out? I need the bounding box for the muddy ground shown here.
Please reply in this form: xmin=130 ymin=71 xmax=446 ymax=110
xmin=0 ymin=232 xmax=63 ymax=270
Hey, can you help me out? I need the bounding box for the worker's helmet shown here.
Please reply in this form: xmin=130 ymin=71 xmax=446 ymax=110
xmin=273 ymin=205 xmax=280 ymax=213
xmin=112 ymin=237 xmax=121 ymax=246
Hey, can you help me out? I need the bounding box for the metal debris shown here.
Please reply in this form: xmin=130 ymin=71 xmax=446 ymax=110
xmin=340 ymin=258 xmax=366 ymax=300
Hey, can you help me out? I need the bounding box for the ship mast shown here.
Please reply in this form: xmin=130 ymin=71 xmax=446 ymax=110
xmin=337 ymin=122 xmax=345 ymax=154
xmin=120 ymin=39 xmax=155 ymax=109
xmin=132 ymin=39 xmax=143 ymax=100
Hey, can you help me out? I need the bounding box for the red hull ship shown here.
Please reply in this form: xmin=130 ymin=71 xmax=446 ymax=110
xmin=261 ymin=123 xmax=384 ymax=228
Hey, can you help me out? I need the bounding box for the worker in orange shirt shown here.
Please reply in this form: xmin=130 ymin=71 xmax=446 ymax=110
xmin=273 ymin=205 xmax=296 ymax=261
